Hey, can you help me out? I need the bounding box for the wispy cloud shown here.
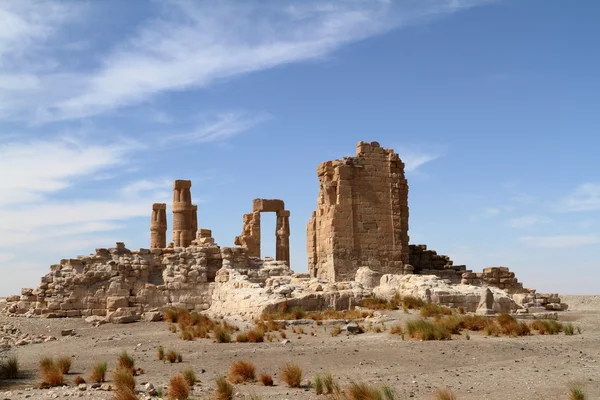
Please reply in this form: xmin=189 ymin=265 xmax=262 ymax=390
xmin=506 ymin=215 xmax=550 ymax=229
xmin=519 ymin=235 xmax=600 ymax=249
xmin=395 ymin=146 xmax=442 ymax=172
xmin=0 ymin=0 xmax=495 ymax=123
xmin=165 ymin=112 xmax=271 ymax=144
xmin=0 ymin=135 xmax=137 ymax=206
xmin=559 ymin=183 xmax=600 ymax=212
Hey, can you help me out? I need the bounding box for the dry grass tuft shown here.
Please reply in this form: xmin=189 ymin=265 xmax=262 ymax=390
xmin=389 ymin=324 xmax=403 ymax=335
xmin=322 ymin=372 xmax=338 ymax=395
xmin=165 ymin=350 xmax=182 ymax=363
xmin=433 ymin=387 xmax=457 ymax=400
xmin=157 ymin=345 xmax=165 ymax=361
xmin=259 ymin=373 xmax=274 ymax=386
xmin=168 ymin=374 xmax=190 ymax=400
xmin=531 ymin=319 xmax=563 ymax=335
xmin=280 ymin=362 xmax=303 ymax=388
xmin=40 ymin=358 xmax=64 ymax=387
xmin=402 ymin=295 xmax=425 ymax=309
xmin=569 ymin=383 xmax=586 ymax=400
xmin=113 ymin=367 xmax=136 ymax=392
xmin=214 ymin=376 xmax=234 ymax=400
xmin=420 ymin=304 xmax=453 ymax=318
xmin=56 ymin=356 xmax=72 ymax=375
xmin=112 ymin=387 xmax=139 ymax=400
xmin=118 ymin=351 xmax=135 ymax=371
xmin=0 ymin=356 xmax=19 ymax=379
xmin=89 ymin=361 xmax=108 ymax=383
xmin=331 ymin=325 xmax=342 ymax=337
xmin=361 ymin=297 xmax=395 ymax=310
xmin=406 ymin=319 xmax=451 ymax=341
xmin=345 ymin=381 xmax=396 ymax=400
xmin=228 ymin=360 xmax=256 ymax=384
xmin=73 ymin=375 xmax=86 ymax=385
xmin=213 ymin=326 xmax=232 ymax=343
xmin=181 ymin=368 xmax=197 ymax=387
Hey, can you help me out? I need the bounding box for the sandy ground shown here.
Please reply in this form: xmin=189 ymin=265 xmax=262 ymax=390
xmin=0 ymin=295 xmax=598 ymax=400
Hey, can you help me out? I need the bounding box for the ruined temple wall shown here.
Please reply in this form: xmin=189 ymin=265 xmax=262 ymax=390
xmin=4 ymin=242 xmax=263 ymax=320
xmin=308 ymin=141 xmax=409 ymax=282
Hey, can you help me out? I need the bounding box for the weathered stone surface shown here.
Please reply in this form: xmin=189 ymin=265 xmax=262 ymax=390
xmin=235 ymin=199 xmax=291 ymax=266
xmin=208 ymin=268 xmax=370 ymax=320
xmin=150 ymin=203 xmax=167 ymax=249
xmin=354 ymin=267 xmax=382 ymax=290
xmin=476 ymin=288 xmax=495 ymax=315
xmin=307 ymin=141 xmax=410 ymax=282
xmin=374 ymin=274 xmax=520 ymax=313
xmin=172 ymin=180 xmax=196 ymax=248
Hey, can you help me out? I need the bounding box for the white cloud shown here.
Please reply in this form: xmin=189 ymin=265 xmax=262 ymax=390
xmin=0 ymin=0 xmax=494 ymax=123
xmin=506 ymin=215 xmax=550 ymax=229
xmin=0 ymin=135 xmax=136 ymax=206
xmin=519 ymin=235 xmax=600 ymax=249
xmin=165 ymin=112 xmax=270 ymax=144
xmin=559 ymin=183 xmax=600 ymax=212
xmin=395 ymin=146 xmax=442 ymax=172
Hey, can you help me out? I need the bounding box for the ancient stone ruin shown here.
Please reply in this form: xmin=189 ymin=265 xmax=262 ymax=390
xmin=2 ymin=140 xmax=567 ymax=322
xmin=307 ymin=141 xmax=410 ymax=282
xmin=234 ymin=199 xmax=291 ymax=266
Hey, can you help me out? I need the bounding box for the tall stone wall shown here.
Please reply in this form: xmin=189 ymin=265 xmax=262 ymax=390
xmin=307 ymin=141 xmax=410 ymax=282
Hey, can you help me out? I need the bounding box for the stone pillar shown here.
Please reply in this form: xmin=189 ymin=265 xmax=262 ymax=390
xmin=276 ymin=210 xmax=291 ymax=266
xmin=150 ymin=203 xmax=167 ymax=249
xmin=191 ymin=204 xmax=198 ymax=241
xmin=172 ymin=180 xmax=194 ymax=248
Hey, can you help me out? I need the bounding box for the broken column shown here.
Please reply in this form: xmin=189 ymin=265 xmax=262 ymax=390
xmin=172 ymin=180 xmax=196 ymax=248
xmin=307 ymin=141 xmax=410 ymax=282
xmin=276 ymin=210 xmax=291 ymax=266
xmin=150 ymin=203 xmax=167 ymax=249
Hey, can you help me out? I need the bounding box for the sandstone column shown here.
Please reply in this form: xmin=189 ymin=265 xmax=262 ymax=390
xmin=150 ymin=203 xmax=167 ymax=249
xmin=172 ymin=180 xmax=194 ymax=248
xmin=191 ymin=204 xmax=198 ymax=242
xmin=276 ymin=210 xmax=291 ymax=266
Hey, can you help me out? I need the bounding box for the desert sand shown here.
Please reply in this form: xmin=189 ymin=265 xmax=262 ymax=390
xmin=0 ymin=295 xmax=598 ymax=399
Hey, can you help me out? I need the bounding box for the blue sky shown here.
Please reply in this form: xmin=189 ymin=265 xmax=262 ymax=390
xmin=0 ymin=0 xmax=598 ymax=296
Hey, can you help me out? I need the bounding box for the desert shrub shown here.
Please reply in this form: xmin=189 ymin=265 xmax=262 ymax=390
xmin=180 ymin=328 xmax=194 ymax=341
xmin=214 ymin=376 xmax=234 ymax=400
xmin=314 ymin=374 xmax=323 ymax=395
xmin=112 ymin=387 xmax=138 ymax=400
xmin=280 ymin=363 xmax=302 ymax=388
xmin=168 ymin=374 xmax=190 ymax=400
xmin=113 ymin=367 xmax=135 ymax=392
xmin=406 ymin=319 xmax=451 ymax=341
xmin=40 ymin=358 xmax=64 ymax=387
xmin=169 ymin=324 xmax=177 ymax=333
xmin=280 ymin=331 xmax=287 ymax=339
xmin=531 ymin=319 xmax=563 ymax=335
xmin=73 ymin=376 xmax=86 ymax=385
xmin=177 ymin=353 xmax=183 ymax=363
xmin=569 ymin=383 xmax=586 ymax=400
xmin=228 ymin=360 xmax=256 ymax=384
xmin=236 ymin=332 xmax=249 ymax=343
xmin=89 ymin=361 xmax=108 ymax=383
xmin=457 ymin=306 xmax=465 ymax=315
xmin=180 ymin=368 xmax=196 ymax=387
xmin=157 ymin=345 xmax=165 ymax=360
xmin=214 ymin=326 xmax=232 ymax=343
xmin=433 ymin=387 xmax=457 ymax=400
xmin=164 ymin=308 xmax=179 ymax=323
xmin=420 ymin=304 xmax=453 ymax=318
xmin=564 ymin=323 xmax=576 ymax=335
xmin=345 ymin=381 xmax=396 ymax=400
xmin=259 ymin=373 xmax=273 ymax=386
xmin=0 ymin=356 xmax=19 ymax=379
xmin=457 ymin=315 xmax=488 ymax=331
xmin=56 ymin=356 xmax=72 ymax=375
xmin=361 ymin=297 xmax=394 ymax=310
xmin=402 ymin=296 xmax=425 ymax=309
xmin=322 ymin=372 xmax=338 ymax=394
xmin=390 ymin=324 xmax=404 ymax=335
xmin=118 ymin=351 xmax=135 ymax=371
xmin=247 ymin=328 xmax=265 ymax=343
xmin=437 ymin=316 xmax=463 ymax=335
